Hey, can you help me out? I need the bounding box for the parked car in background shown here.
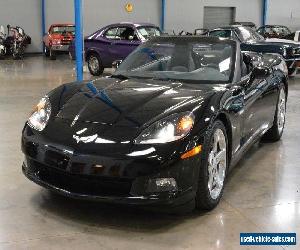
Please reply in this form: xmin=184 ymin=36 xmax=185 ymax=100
xmin=0 ymin=25 xmax=6 ymax=59
xmin=209 ymin=25 xmax=300 ymax=75
xmin=232 ymin=22 xmax=257 ymax=29
xmin=257 ymin=25 xmax=300 ymax=42
xmin=69 ymin=22 xmax=161 ymax=76
xmin=22 ymin=36 xmax=288 ymax=212
xmin=4 ymin=25 xmax=31 ymax=60
xmin=43 ymin=24 xmax=75 ymax=60
xmin=257 ymin=25 xmax=291 ymax=39
xmin=282 ymin=31 xmax=300 ymax=42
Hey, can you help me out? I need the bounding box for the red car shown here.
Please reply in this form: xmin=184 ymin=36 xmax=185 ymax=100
xmin=43 ymin=24 xmax=75 ymax=60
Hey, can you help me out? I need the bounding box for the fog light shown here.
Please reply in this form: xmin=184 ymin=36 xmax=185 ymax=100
xmin=146 ymin=178 xmax=177 ymax=193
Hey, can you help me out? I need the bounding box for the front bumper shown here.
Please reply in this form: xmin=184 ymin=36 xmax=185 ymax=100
xmin=22 ymin=161 xmax=195 ymax=206
xmin=21 ymin=125 xmax=201 ymax=207
xmin=51 ymin=45 xmax=70 ymax=52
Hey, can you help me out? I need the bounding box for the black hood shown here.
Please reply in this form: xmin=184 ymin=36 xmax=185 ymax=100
xmin=55 ymin=77 xmax=216 ymax=128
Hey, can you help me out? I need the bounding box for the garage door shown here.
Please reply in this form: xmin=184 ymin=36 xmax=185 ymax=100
xmin=203 ymin=7 xmax=236 ymax=29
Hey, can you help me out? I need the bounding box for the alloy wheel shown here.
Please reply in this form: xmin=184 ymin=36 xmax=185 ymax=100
xmin=89 ymin=56 xmax=99 ymax=73
xmin=207 ymin=128 xmax=227 ymax=200
xmin=277 ymin=88 xmax=286 ymax=134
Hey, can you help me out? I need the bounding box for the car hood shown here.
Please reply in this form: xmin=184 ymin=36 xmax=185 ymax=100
xmin=51 ymin=33 xmax=74 ymax=40
xmin=55 ymin=78 xmax=217 ymax=128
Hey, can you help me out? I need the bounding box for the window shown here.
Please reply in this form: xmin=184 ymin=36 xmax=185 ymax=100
xmin=209 ymin=30 xmax=232 ymax=39
xmin=117 ymin=27 xmax=138 ymax=41
xmin=104 ymin=26 xmax=138 ymax=41
xmin=104 ymin=27 xmax=119 ymax=39
xmin=209 ymin=30 xmax=239 ymax=41
xmin=137 ymin=27 xmax=161 ymax=40
xmin=51 ymin=26 xmax=75 ymax=35
xmin=236 ymin=27 xmax=263 ymax=42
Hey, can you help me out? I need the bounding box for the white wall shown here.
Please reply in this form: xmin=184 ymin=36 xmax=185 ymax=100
xmin=267 ymin=0 xmax=300 ymax=31
xmin=45 ymin=0 xmax=161 ymax=36
xmin=165 ymin=0 xmax=263 ymax=33
xmin=0 ymin=0 xmax=41 ymax=53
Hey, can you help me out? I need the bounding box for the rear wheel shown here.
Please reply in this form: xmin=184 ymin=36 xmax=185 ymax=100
xmin=195 ymin=120 xmax=228 ymax=210
xmin=87 ymin=53 xmax=104 ymax=76
xmin=262 ymin=86 xmax=286 ymax=142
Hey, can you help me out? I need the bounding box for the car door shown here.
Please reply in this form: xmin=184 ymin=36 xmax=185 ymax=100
xmin=87 ymin=26 xmax=119 ymax=67
xmin=239 ymin=59 xmax=276 ymax=146
xmin=109 ymin=25 xmax=141 ymax=61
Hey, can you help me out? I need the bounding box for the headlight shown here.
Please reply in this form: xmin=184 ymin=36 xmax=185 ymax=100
xmin=135 ymin=112 xmax=195 ymax=144
xmin=52 ymin=39 xmax=61 ymax=45
xmin=27 ymin=96 xmax=51 ymax=131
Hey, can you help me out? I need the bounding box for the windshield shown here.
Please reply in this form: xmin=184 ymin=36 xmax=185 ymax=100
xmin=209 ymin=30 xmax=233 ymax=39
xmin=235 ymin=27 xmax=263 ymax=41
xmin=137 ymin=26 xmax=161 ymax=40
xmin=52 ymin=26 xmax=75 ymax=35
xmin=113 ymin=39 xmax=235 ymax=83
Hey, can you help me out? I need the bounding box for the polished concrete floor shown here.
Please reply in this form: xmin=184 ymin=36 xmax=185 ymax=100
xmin=0 ymin=55 xmax=300 ymax=250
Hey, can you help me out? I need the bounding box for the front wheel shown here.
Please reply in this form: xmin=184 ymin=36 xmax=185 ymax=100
xmin=44 ymin=44 xmax=50 ymax=57
xmin=195 ymin=120 xmax=228 ymax=210
xmin=49 ymin=47 xmax=56 ymax=60
xmin=12 ymin=51 xmax=21 ymax=60
xmin=0 ymin=49 xmax=5 ymax=59
xmin=262 ymin=86 xmax=286 ymax=142
xmin=87 ymin=53 xmax=104 ymax=76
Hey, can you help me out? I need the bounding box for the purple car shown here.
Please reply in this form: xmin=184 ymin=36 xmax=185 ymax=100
xmin=69 ymin=22 xmax=161 ymax=76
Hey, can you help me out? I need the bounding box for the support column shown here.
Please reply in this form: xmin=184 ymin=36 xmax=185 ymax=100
xmin=161 ymin=0 xmax=166 ymax=32
xmin=262 ymin=0 xmax=268 ymax=26
xmin=74 ymin=0 xmax=83 ymax=81
xmin=41 ymin=0 xmax=46 ymax=51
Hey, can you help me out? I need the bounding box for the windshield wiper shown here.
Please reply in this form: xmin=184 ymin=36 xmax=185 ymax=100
xmin=111 ymin=74 xmax=129 ymax=80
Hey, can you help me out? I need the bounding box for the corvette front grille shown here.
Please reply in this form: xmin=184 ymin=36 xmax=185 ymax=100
xmin=28 ymin=159 xmax=133 ymax=197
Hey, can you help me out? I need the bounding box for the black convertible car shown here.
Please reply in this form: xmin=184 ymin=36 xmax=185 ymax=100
xmin=22 ymin=37 xmax=288 ymax=211
xmin=209 ymin=25 xmax=300 ymax=75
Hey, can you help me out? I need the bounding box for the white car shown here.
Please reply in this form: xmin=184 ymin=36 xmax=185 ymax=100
xmin=0 ymin=25 xmax=6 ymax=59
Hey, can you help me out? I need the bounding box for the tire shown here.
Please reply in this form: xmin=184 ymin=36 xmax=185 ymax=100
xmin=0 ymin=47 xmax=5 ymax=59
xmin=262 ymin=85 xmax=286 ymax=142
xmin=49 ymin=47 xmax=56 ymax=60
xmin=44 ymin=44 xmax=50 ymax=57
xmin=195 ymin=120 xmax=228 ymax=210
xmin=288 ymin=67 xmax=297 ymax=77
xmin=12 ymin=52 xmax=21 ymax=60
xmin=87 ymin=53 xmax=104 ymax=76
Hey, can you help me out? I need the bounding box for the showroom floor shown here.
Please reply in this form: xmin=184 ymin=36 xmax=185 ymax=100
xmin=0 ymin=56 xmax=299 ymax=250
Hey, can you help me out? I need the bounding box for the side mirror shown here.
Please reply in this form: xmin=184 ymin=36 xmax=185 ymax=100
xmin=251 ymin=66 xmax=271 ymax=79
xmin=128 ymin=35 xmax=134 ymax=40
xmin=112 ymin=60 xmax=122 ymax=71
